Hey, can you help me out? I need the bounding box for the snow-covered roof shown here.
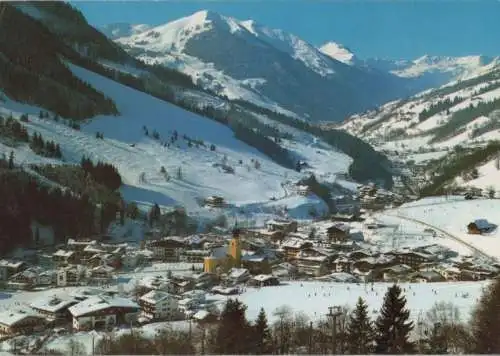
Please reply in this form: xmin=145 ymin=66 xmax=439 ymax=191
xmin=30 ymin=295 xmax=78 ymax=313
xmin=53 ymin=249 xmax=74 ymax=258
xmin=229 ymin=268 xmax=249 ymax=279
xmin=0 ymin=310 xmax=41 ymax=327
xmin=139 ymin=290 xmax=174 ymax=304
xmin=0 ymin=259 xmax=25 ymax=269
xmin=473 ymin=219 xmax=492 ymax=230
xmin=192 ymin=310 xmax=210 ymax=320
xmin=252 ymin=274 xmax=277 ymax=282
xmin=68 ymin=295 xmax=139 ymax=317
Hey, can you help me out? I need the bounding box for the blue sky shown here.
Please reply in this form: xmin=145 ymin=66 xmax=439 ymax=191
xmin=73 ymin=0 xmax=500 ymax=60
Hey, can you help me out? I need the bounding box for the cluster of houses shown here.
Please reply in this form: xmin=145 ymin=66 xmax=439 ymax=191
xmin=357 ymin=184 xmax=408 ymax=210
xmin=0 ymin=212 xmax=499 ymax=339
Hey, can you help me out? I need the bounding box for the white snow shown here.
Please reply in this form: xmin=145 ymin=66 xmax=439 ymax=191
xmin=0 ymin=63 xmax=350 ymax=224
xmin=319 ymin=42 xmax=357 ymax=65
xmin=393 ymin=199 xmax=500 ymax=260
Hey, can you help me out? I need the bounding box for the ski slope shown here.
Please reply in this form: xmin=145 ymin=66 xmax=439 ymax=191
xmin=391 ymin=198 xmax=500 ymax=260
xmin=0 ymin=64 xmax=350 ymax=220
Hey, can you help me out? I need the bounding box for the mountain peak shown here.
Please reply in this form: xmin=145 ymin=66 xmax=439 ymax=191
xmin=319 ymin=42 xmax=357 ymax=65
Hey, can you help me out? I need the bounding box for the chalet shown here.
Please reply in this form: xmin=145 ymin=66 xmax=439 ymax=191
xmin=0 ymin=260 xmax=26 ymax=281
xmin=8 ymin=267 xmax=47 ymax=290
xmin=89 ymin=265 xmax=115 ymax=282
xmin=296 ymin=185 xmax=310 ymax=196
xmin=228 ymin=268 xmax=251 ymax=284
xmin=0 ymin=310 xmax=46 ymax=336
xmin=246 ymin=228 xmax=285 ymax=242
xmin=391 ymin=251 xmax=434 ymax=269
xmin=146 ymin=237 xmax=186 ymax=261
xmin=68 ymin=295 xmax=140 ymax=331
xmin=411 ymin=270 xmax=445 ymax=283
xmin=348 ymin=250 xmax=372 ymax=261
xmin=248 ymin=274 xmax=280 ymax=287
xmin=241 ymin=252 xmax=271 ymax=275
xmin=181 ymin=249 xmax=211 ymax=263
xmin=204 ymin=196 xmax=225 ymax=208
xmin=57 ymin=265 xmax=86 ymax=287
xmin=333 ymin=256 xmax=351 ymax=273
xmin=281 ymin=238 xmax=313 ymax=260
xmin=138 ymin=275 xmax=173 ymax=293
xmin=439 ymin=266 xmax=461 ymax=281
xmin=266 ymin=219 xmax=298 ymax=234
xmin=139 ymin=290 xmax=179 ymax=322
xmin=467 ymin=219 xmax=497 ymax=235
xmin=169 ymin=277 xmax=194 ymax=294
xmin=327 ymin=224 xmax=350 ymax=242
xmin=190 ymin=272 xmax=217 ymax=289
xmin=382 ymin=264 xmax=413 ymax=282
xmin=178 ymin=290 xmax=206 ymax=314
xmin=211 ymin=285 xmax=239 ymax=295
xmin=52 ymin=250 xmax=77 ymax=266
xmin=30 ymin=296 xmax=78 ymax=324
xmin=294 ymin=248 xmax=332 ymax=276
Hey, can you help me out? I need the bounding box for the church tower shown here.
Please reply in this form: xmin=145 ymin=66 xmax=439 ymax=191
xmin=229 ymin=228 xmax=242 ymax=268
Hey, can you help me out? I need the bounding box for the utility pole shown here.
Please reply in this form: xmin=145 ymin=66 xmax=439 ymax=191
xmin=328 ymin=306 xmax=342 ymax=355
xmin=308 ymin=320 xmax=313 ymax=354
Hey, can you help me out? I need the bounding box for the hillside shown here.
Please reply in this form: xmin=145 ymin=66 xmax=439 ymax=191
xmin=339 ymin=67 xmax=500 ymax=150
xmin=110 ymin=10 xmax=424 ymax=122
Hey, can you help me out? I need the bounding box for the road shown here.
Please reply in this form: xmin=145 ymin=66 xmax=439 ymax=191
xmin=386 ymin=212 xmax=497 ymax=263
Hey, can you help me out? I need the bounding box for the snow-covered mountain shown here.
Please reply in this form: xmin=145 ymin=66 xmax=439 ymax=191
xmin=101 ymin=23 xmax=152 ymax=40
xmin=107 ymin=10 xmax=422 ymax=122
xmin=2 ymin=2 xmax=393 ymax=229
xmin=366 ymin=55 xmax=500 ymax=87
xmin=318 ymin=39 xmax=500 ymax=89
xmin=319 ymin=42 xmax=358 ymax=66
xmin=337 ymin=65 xmax=500 ymax=152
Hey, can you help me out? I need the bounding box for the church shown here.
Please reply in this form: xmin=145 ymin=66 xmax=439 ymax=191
xmin=203 ymin=228 xmax=242 ymax=273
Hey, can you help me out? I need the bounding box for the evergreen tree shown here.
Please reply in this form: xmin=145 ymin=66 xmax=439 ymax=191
xmin=253 ymin=307 xmax=272 ymax=354
xmin=212 ymin=299 xmax=252 ymax=354
xmin=8 ymin=151 xmax=14 ymax=169
xmin=347 ymin=297 xmax=375 ymax=354
xmin=375 ymin=284 xmax=414 ymax=354
xmin=471 ymin=276 xmax=500 ymax=353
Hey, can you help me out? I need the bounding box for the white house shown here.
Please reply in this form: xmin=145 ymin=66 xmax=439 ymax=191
xmin=68 ymin=295 xmax=139 ymax=331
xmin=138 ymin=290 xmax=179 ymax=322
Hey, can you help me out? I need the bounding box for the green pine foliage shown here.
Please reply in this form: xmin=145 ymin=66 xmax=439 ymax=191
xmin=0 ymin=157 xmax=108 ymax=254
xmin=211 ymin=299 xmax=253 ymax=354
xmin=29 ymin=132 xmax=62 ymax=159
xmin=80 ymin=156 xmax=122 ymax=191
xmin=420 ymin=140 xmax=500 ymax=196
xmin=470 ymin=277 xmax=500 ymax=353
xmin=430 ymin=98 xmax=500 ymax=143
xmin=0 ymin=114 xmax=30 ymax=144
xmin=253 ymin=308 xmax=273 ymax=355
xmin=0 ymin=4 xmax=118 ymax=120
xmin=375 ymin=284 xmax=415 ymax=354
xmin=347 ymin=297 xmax=375 ymax=354
xmin=418 ymin=96 xmax=464 ymax=122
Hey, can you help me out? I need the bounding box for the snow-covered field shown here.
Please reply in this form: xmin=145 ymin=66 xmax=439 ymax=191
xmin=0 ymin=63 xmax=351 ymax=223
xmin=389 ymin=198 xmax=500 ymax=260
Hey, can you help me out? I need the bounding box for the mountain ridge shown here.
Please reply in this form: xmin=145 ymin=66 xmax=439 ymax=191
xmin=106 ymin=10 xmax=425 ymax=123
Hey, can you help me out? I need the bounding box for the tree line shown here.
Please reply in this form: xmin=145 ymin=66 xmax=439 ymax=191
xmin=0 ymin=4 xmax=119 ymax=120
xmin=420 ymin=140 xmax=500 ymax=196
xmin=418 ymin=96 xmax=464 ymax=122
xmin=430 ymin=97 xmax=500 ymax=143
